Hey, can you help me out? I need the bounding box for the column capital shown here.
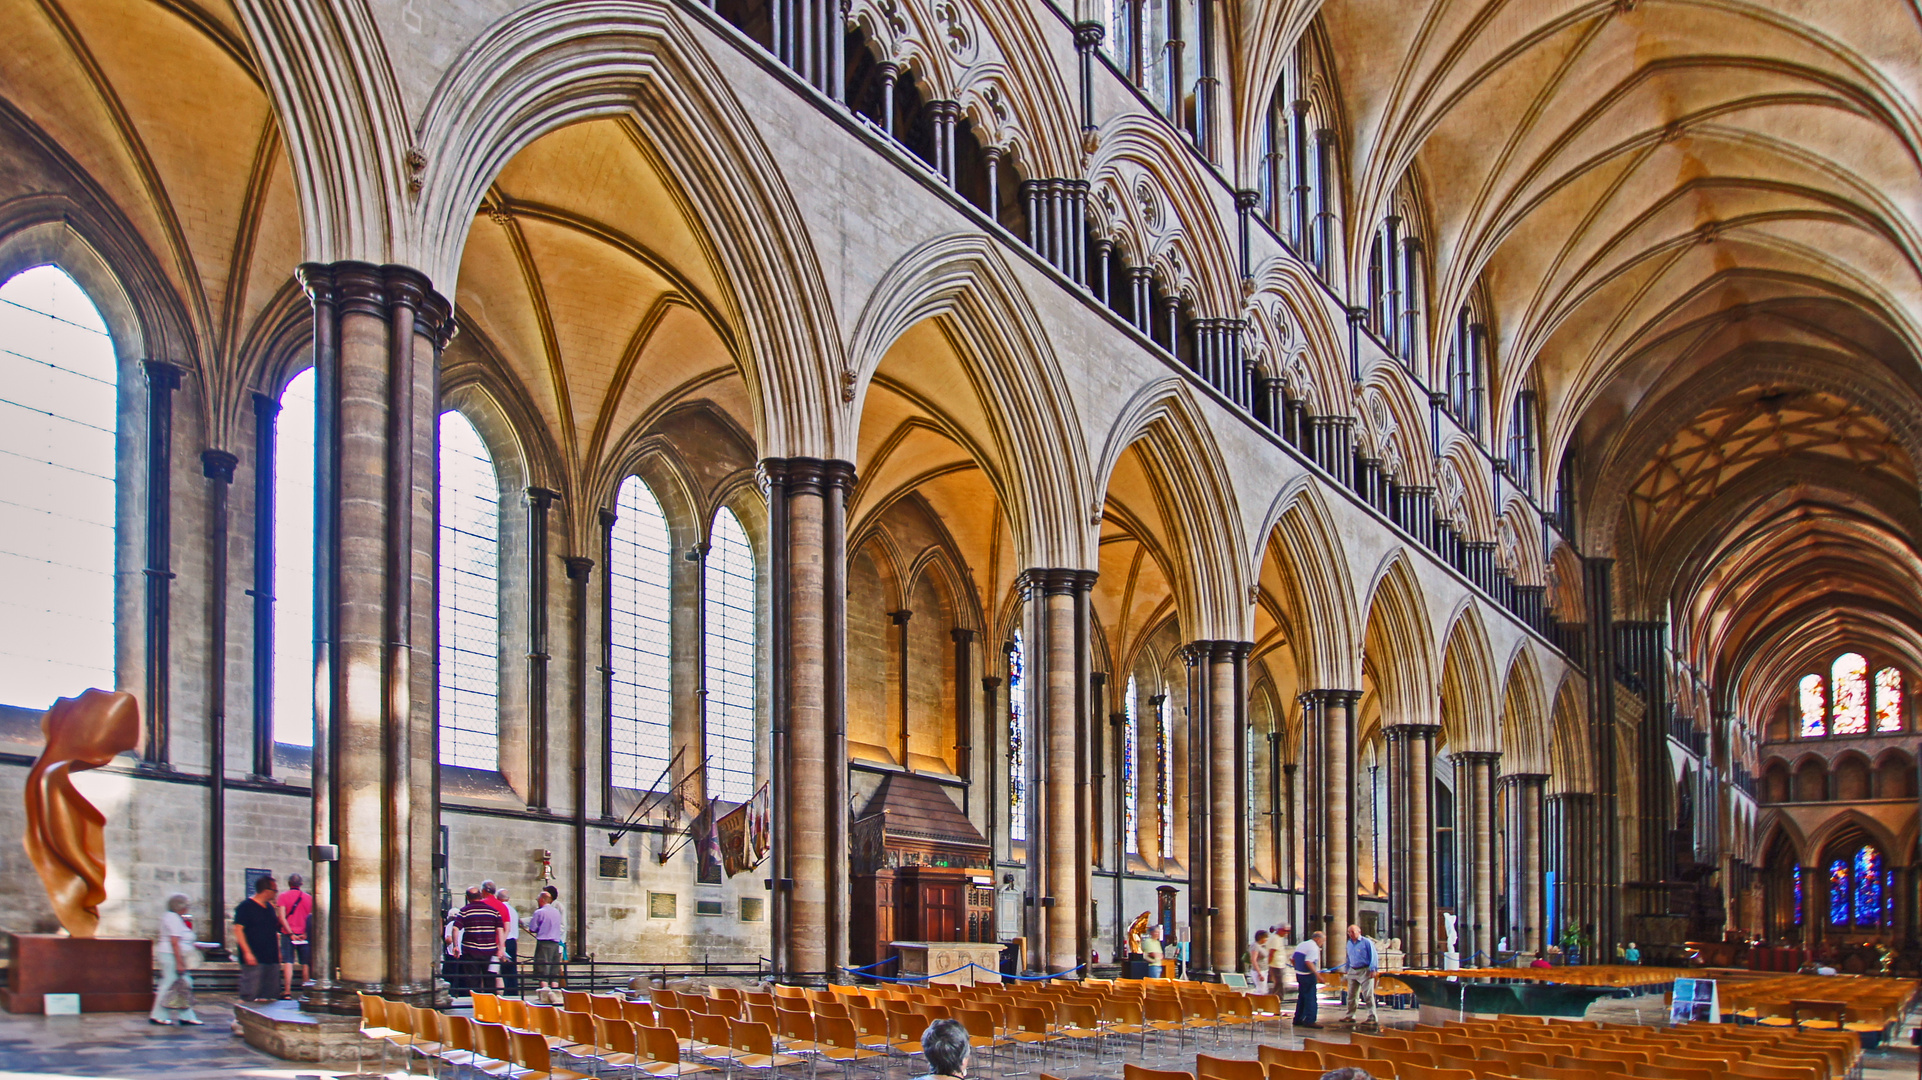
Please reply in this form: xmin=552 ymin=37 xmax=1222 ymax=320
xmin=143 ymin=358 xmax=184 ymax=390
xmin=1502 ymin=771 xmax=1549 ymax=785
xmin=201 ymin=449 xmax=238 ymax=483
xmin=527 ymin=486 xmax=561 ymax=510
xmin=1382 ymin=722 xmax=1441 ymax=740
xmin=950 ymin=627 xmax=976 ymax=644
xmin=295 ymin=261 xmax=454 ymax=344
xmin=1072 ymin=20 xmax=1105 ymax=50
xmin=1452 ymin=749 xmax=1503 ymax=765
xmin=760 ymin=457 xmax=856 ymax=495
xmin=598 ymin=506 xmax=618 ymax=529
xmin=1298 ymin=688 xmax=1362 ymax=709
xmin=563 ymin=556 xmax=594 ymax=581
xmin=1018 ymin=567 xmax=1098 ymax=597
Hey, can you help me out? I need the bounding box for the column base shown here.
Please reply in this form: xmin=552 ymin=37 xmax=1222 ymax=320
xmin=233 ymin=999 xmax=372 ymax=1062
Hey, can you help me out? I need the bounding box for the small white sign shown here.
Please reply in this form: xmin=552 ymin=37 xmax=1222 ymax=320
xmin=43 ymin=993 xmax=81 ymax=1016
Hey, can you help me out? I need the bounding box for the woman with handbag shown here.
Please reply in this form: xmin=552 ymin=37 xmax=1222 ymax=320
xmin=149 ymin=893 xmax=204 ymax=1026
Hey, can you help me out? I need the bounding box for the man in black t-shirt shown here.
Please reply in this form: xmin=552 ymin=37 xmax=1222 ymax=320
xmin=233 ymin=876 xmax=284 ymax=1003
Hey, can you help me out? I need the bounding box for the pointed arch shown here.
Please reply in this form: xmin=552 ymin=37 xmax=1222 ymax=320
xmin=412 ymin=0 xmax=844 ymax=459
xmin=1255 ymin=480 xmax=1360 ymax=688
xmin=1546 ymin=674 xmax=1590 ymax=794
xmin=1360 ymin=551 xmax=1437 ymax=725
xmin=1439 ymin=602 xmax=1500 ymax=752
xmin=1096 ymin=381 xmax=1249 ymax=641
xmin=1805 ymin=810 xmax=1901 ymax=870
xmin=1500 ymin=644 xmax=1551 ymax=774
xmin=1086 ymin=116 xmax=1240 ymax=318
xmin=847 ymin=233 xmax=1092 ymax=570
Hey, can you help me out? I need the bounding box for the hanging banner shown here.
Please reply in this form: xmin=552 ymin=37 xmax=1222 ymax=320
xmin=745 ymin=782 xmax=772 ymax=869
xmin=718 ymin=783 xmax=773 ymax=877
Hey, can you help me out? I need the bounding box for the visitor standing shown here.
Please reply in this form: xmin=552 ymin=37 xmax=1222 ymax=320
xmin=528 ymin=888 xmax=566 ymax=991
xmin=1338 ymin=924 xmax=1380 ymax=1025
xmin=1248 ymin=930 xmax=1273 ymax=992
xmin=497 ymin=889 xmax=521 ymax=995
xmin=454 ymin=887 xmax=506 ymax=994
xmin=1291 ymin=930 xmax=1325 ymax=1028
xmin=149 ymin=894 xmax=204 ymax=1026
xmin=233 ymin=876 xmax=283 ymax=1003
xmin=1269 ymin=925 xmax=1293 ymax=995
xmin=277 ymin=873 xmax=313 ymax=996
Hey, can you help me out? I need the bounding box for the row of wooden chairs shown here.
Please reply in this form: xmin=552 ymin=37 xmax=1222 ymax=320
xmin=1717 ymin=973 xmax=1918 ymax=1031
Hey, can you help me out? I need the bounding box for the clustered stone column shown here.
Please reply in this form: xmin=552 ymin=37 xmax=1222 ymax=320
xmin=297 ymin=261 xmax=453 ymax=1011
xmin=761 ymin=458 xmax=854 ymax=981
xmin=1385 ymin=723 xmax=1438 ymax=962
xmin=1300 ymin=689 xmax=1359 ymax=966
xmin=1018 ymin=569 xmax=1096 ymax=974
xmin=1182 ymin=641 xmax=1251 ymax=976
xmin=1504 ymin=773 xmax=1546 ymax=953
xmin=1453 ymin=750 xmax=1500 ymax=961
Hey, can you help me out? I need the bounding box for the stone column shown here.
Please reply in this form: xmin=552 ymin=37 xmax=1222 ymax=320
xmin=1411 ymin=727 xmax=1436 ymax=963
xmin=1301 ymin=689 xmax=1358 ymax=966
xmin=1019 ymin=568 xmax=1096 ymax=974
xmin=565 ymin=556 xmax=593 ymax=949
xmin=1385 ymin=723 xmax=1438 ymax=961
xmin=141 ymin=360 xmax=183 ymax=767
xmin=202 ymin=449 xmax=237 ymax=949
xmin=250 ymin=392 xmax=280 ymax=779
xmin=1505 ymin=774 xmax=1546 ymax=953
xmin=760 ymin=458 xmax=854 ymax=981
xmin=1207 ymin=642 xmax=1249 ymax=975
xmin=1453 ymin=750 xmax=1498 ymax=961
xmin=296 ymin=262 xmax=452 ymax=1011
xmin=526 ymin=487 xmax=557 ymax=810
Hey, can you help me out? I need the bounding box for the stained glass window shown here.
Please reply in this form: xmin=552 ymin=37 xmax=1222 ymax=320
xmin=1832 ymin=653 xmax=1868 ymax=734
xmin=703 ymin=507 xmax=756 ymax=804
xmin=272 ymin=368 xmax=316 ymax=747
xmin=1828 ymin=859 xmax=1851 ymax=927
xmin=438 ymin=411 xmax=501 ymax=770
xmin=608 ymin=475 xmax=673 ymax=790
xmin=1875 ymin=667 xmax=1903 ymax=733
xmin=0 ymin=267 xmax=117 ymax=711
xmin=1799 ymin=675 xmax=1826 ymax=738
xmin=1009 ymin=630 xmax=1025 ymax=843
xmin=1792 ymin=866 xmax=1803 ymax=926
xmin=1854 ymin=846 xmax=1883 ymax=927
xmin=1123 ymin=675 xmax=1139 ymax=854
xmin=1156 ymin=694 xmax=1173 ymax=859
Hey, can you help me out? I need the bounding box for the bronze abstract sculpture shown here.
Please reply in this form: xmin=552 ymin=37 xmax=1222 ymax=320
xmin=1126 ymin=911 xmax=1152 ymax=955
xmin=22 ymin=690 xmax=140 ymax=938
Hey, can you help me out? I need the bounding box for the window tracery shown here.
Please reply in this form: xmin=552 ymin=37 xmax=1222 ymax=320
xmin=1009 ymin=629 xmax=1026 ymax=843
xmin=1124 ymin=674 xmax=1139 ymax=854
xmin=1831 ymin=652 xmax=1868 ymax=735
xmin=703 ymin=506 xmax=757 ymax=804
xmin=438 ymin=411 xmax=502 ymax=770
xmin=1798 ymin=654 xmax=1904 ymax=737
xmin=609 ymin=475 xmax=673 ymax=790
xmin=0 ymin=266 xmax=116 ymax=712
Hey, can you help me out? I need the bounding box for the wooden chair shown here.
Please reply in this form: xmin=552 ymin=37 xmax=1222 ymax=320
xmin=1258 ymin=1045 xmax=1324 ymax=1072
xmin=955 ymin=1007 xmax=1010 ymax=1071
xmin=727 ymin=1019 xmax=805 ymax=1078
xmin=404 ymin=1004 xmax=447 ymax=1074
xmin=692 ymin=1013 xmax=736 ymax=1064
xmin=590 ymin=1015 xmax=647 ymax=1076
xmin=509 ymin=1026 xmax=591 ymax=1080
xmin=441 ymin=1013 xmax=513 ymax=1078
xmin=624 ymin=1000 xmax=657 ymax=1028
xmin=564 ymin=990 xmax=593 ymax=1014
xmin=1054 ymin=1002 xmax=1107 ymax=1061
xmin=772 ymin=1007 xmax=824 ymax=1057
xmin=1124 ymin=1065 xmax=1197 ymax=1080
xmin=1266 ymin=1066 xmax=1327 ymax=1080
xmin=655 ymin=1006 xmax=700 ymax=1054
xmin=591 ymin=993 xmax=628 ymax=1021
xmin=812 ymin=1015 xmax=887 ymax=1080
xmin=355 ymin=993 xmax=405 ymax=1076
xmin=1197 ymin=1052 xmax=1266 ymax=1080
xmin=638 ymin=1023 xmax=718 ymax=1078
xmin=472 ymin=1022 xmax=522 ymax=1079
xmin=472 ymin=991 xmax=503 ymax=1024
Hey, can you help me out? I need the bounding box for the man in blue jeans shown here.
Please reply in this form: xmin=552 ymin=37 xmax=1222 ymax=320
xmin=1290 ymin=930 xmax=1325 ymax=1028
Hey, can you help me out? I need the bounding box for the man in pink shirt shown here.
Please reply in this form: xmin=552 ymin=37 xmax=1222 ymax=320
xmin=276 ymin=873 xmax=313 ymax=994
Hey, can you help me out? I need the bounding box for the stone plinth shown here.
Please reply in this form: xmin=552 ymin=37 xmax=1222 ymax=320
xmin=233 ymin=999 xmax=373 ymax=1062
xmin=1 ymin=933 xmax=154 ymax=1013
xmin=892 ymin=940 xmax=1005 ymax=985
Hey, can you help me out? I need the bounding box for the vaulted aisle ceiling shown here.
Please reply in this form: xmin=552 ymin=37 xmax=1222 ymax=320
xmin=1301 ymin=0 xmax=1922 ymax=707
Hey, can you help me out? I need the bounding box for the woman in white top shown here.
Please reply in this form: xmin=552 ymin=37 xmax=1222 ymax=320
xmin=150 ymin=894 xmax=203 ymax=1025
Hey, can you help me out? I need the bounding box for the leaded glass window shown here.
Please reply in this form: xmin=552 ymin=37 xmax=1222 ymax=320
xmin=1156 ymin=693 xmax=1173 ymax=859
xmin=272 ymin=368 xmax=316 ymax=746
xmin=1827 ymin=859 xmax=1851 ymax=927
xmin=1875 ymin=667 xmax=1903 ymax=732
xmin=609 ymin=475 xmax=673 ymax=790
xmin=703 ymin=507 xmax=756 ymax=804
xmin=1831 ymin=652 xmax=1868 ymax=735
xmin=1854 ymin=846 xmax=1883 ymax=927
xmin=1124 ymin=675 xmax=1139 ymax=855
xmin=438 ymin=411 xmax=501 ymax=770
xmin=1792 ymin=865 xmax=1803 ymax=926
xmin=1009 ymin=630 xmax=1026 ymax=843
xmin=1799 ymin=674 xmax=1826 ymax=738
xmin=0 ymin=267 xmax=116 ymax=711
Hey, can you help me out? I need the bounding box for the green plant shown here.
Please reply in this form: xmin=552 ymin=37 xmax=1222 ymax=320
xmin=1558 ymin=922 xmax=1591 ymax=951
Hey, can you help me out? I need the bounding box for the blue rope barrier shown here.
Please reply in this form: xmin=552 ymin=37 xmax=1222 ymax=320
xmin=842 ymin=957 xmax=899 ymax=974
xmin=980 ymin=963 xmax=1086 ymax=981
xmin=841 ymin=963 xmax=976 ymax=983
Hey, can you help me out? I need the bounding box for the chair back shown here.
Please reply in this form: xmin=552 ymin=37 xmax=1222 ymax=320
xmin=411 ymin=1006 xmax=443 ymax=1043
xmin=850 ymin=1005 xmax=889 ymax=1039
xmin=564 ymin=990 xmax=592 ymax=1013
xmin=732 ymin=1019 xmax=776 ymax=1056
xmin=358 ymin=993 xmax=387 ymax=1032
xmin=1061 ymin=1002 xmax=1100 ymax=1029
xmin=1144 ymin=998 xmax=1184 ymax=1024
xmin=525 ymin=1003 xmax=563 ymax=1037
xmin=713 ymin=986 xmax=743 ymax=1003
xmin=746 ymin=1001 xmax=778 ymax=1027
xmin=816 ymin=1015 xmax=860 ymax=1050
xmin=446 ymin=1014 xmax=482 ymax=1054
xmin=500 ymin=998 xmax=529 ymax=1029
xmin=622 ymin=1000 xmax=655 ymax=1027
xmin=655 ymin=1005 xmax=694 ymax=1039
xmin=473 ymin=1021 xmax=513 ymax=1064
xmin=654 ymin=989 xmax=681 ymax=1010
xmin=1197 ymin=1054 xmax=1265 ymax=1080
xmin=1123 ymin=1065 xmax=1196 ymax=1080
xmin=776 ymin=1007 xmax=816 ymax=1044
xmin=812 ymin=1001 xmax=849 ymax=1019
xmin=510 ymin=1027 xmax=554 ymax=1071
xmin=692 ymin=1012 xmax=732 ymax=1051
xmin=591 ymin=993 xmax=626 ymax=1020
xmin=565 ymin=1008 xmax=599 ymax=1048
xmin=708 ymin=997 xmax=742 ymax=1020
xmin=596 ymin=1014 xmax=639 ymax=1056
xmin=471 ymin=992 xmax=501 ymax=1023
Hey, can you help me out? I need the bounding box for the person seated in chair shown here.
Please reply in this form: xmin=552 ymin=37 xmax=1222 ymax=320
xmin=914 ymin=1018 xmax=971 ymax=1079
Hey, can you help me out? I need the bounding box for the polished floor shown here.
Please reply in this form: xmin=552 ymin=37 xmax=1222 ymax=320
xmin=0 ymin=991 xmax=1911 ymax=1080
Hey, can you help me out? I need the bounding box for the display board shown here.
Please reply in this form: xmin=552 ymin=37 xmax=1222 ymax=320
xmin=1669 ymin=977 xmax=1720 ymax=1024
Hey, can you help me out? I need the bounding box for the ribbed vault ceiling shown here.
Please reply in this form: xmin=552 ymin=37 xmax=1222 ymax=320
xmin=1304 ymin=0 xmax=1922 ymax=711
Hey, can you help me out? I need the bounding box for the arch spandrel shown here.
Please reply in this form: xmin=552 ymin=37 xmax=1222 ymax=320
xmin=1086 ymin=116 xmax=1241 ymax=319
xmin=1439 ymin=600 xmax=1499 ymax=753
xmin=1499 ymin=643 xmax=1550 ymax=775
xmin=1360 ymin=551 xmax=1438 ymax=726
xmin=1253 ymin=480 xmax=1360 ymax=689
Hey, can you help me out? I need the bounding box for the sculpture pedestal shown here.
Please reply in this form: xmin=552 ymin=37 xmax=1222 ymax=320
xmin=1 ymin=933 xmax=154 ymax=1013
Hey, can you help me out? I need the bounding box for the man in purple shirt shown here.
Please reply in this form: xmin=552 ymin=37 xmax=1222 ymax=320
xmin=527 ymin=888 xmax=566 ymax=991
xmin=454 ymin=887 xmax=505 ymax=995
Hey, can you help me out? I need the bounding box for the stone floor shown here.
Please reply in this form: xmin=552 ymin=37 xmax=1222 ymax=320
xmin=0 ymin=991 xmax=1913 ymax=1080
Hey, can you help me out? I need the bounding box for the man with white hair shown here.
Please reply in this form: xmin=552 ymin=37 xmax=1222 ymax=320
xmin=1338 ymin=924 xmax=1380 ymax=1025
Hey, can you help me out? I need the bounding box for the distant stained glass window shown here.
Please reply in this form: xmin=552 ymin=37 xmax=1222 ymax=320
xmin=1792 ymin=865 xmax=1803 ymax=926
xmin=1854 ymin=846 xmax=1883 ymax=927
xmin=1123 ymin=675 xmax=1139 ymax=855
xmin=1875 ymin=667 xmax=1903 ymax=733
xmin=1832 ymin=653 xmax=1868 ymax=735
xmin=1828 ymin=859 xmax=1851 ymax=927
xmin=1009 ymin=631 xmax=1025 ymax=844
xmin=1799 ymin=675 xmax=1826 ymax=738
